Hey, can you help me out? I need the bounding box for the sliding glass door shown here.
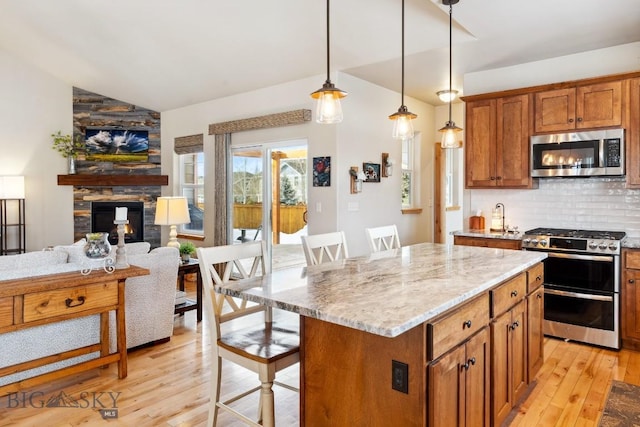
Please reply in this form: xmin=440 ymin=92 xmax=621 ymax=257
xmin=230 ymin=140 xmax=308 ymax=269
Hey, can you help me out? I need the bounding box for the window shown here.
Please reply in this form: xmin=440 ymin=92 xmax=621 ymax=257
xmin=401 ymin=138 xmax=414 ymax=207
xmin=180 ymin=152 xmax=205 ymax=234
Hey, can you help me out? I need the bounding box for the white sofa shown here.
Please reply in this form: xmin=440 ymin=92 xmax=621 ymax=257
xmin=0 ymin=242 xmax=180 ymax=386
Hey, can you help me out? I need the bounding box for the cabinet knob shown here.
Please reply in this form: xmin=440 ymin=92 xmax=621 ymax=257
xmin=568 ymin=118 xmax=574 ymax=123
xmin=497 ymin=176 xmax=502 ymax=180
xmin=510 ymin=320 xmax=520 ymax=330
xmin=511 ymin=290 xmax=518 ymax=297
xmin=463 ymin=320 xmax=472 ymax=329
xmin=536 ymin=275 xmax=542 ymax=282
xmin=490 ymin=176 xmax=496 ymax=181
xmin=630 ymin=279 xmax=635 ymax=284
xmin=463 ymin=358 xmax=476 ymax=371
xmin=537 ymin=293 xmax=543 ymax=299
xmin=577 ymin=117 xmax=583 ymax=122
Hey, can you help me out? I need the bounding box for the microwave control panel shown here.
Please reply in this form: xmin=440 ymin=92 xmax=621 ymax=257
xmin=605 ymin=138 xmax=621 ymax=167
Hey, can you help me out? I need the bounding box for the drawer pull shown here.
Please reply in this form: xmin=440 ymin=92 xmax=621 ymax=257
xmin=463 ymin=320 xmax=472 ymax=329
xmin=510 ymin=320 xmax=520 ymax=330
xmin=65 ymin=296 xmax=86 ymax=308
xmin=536 ymin=275 xmax=542 ymax=282
xmin=510 ymin=290 xmax=518 ymax=297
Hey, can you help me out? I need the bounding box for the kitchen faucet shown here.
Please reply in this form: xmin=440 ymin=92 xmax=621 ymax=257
xmin=495 ymin=203 xmax=505 ymax=233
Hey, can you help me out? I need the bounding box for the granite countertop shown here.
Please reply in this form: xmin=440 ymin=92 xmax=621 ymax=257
xmin=215 ymin=242 xmax=547 ymax=338
xmin=452 ymin=230 xmax=524 ymax=241
xmin=622 ymin=237 xmax=640 ymax=249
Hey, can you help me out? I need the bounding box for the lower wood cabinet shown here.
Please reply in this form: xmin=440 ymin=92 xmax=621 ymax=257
xmin=428 ymin=327 xmax=490 ymax=427
xmin=622 ymin=248 xmax=640 ymax=349
xmin=454 ymin=235 xmax=522 ymax=251
xmin=526 ymin=286 xmax=544 ymax=381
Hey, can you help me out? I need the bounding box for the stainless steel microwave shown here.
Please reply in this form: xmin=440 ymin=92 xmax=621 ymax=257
xmin=530 ymin=128 xmax=624 ymax=178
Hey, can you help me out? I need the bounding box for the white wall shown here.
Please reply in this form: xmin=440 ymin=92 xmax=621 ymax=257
xmin=460 ymin=42 xmax=640 ymax=236
xmin=162 ymin=72 xmax=435 ymax=256
xmin=0 ymin=49 xmax=73 ymax=251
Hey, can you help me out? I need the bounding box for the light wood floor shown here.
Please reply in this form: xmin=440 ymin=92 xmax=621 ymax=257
xmin=0 ymin=279 xmax=637 ymax=426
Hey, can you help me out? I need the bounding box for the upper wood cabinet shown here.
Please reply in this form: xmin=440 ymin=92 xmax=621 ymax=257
xmin=465 ymin=94 xmax=534 ymax=188
xmin=534 ymin=81 xmax=623 ymax=133
xmin=626 ymin=78 xmax=640 ymax=187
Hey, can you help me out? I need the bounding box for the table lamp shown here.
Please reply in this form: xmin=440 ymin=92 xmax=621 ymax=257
xmin=154 ymin=196 xmax=191 ymax=249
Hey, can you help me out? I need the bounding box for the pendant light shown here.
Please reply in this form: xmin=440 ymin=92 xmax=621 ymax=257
xmin=439 ymin=0 xmax=463 ymax=149
xmin=389 ymin=0 xmax=416 ymax=141
xmin=311 ymin=0 xmax=346 ymax=124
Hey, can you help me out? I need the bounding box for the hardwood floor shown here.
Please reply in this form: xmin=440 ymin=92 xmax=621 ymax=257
xmin=0 ymin=275 xmax=636 ymax=426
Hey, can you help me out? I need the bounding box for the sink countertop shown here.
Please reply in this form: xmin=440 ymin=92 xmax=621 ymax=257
xmin=452 ymin=230 xmax=524 ymax=241
xmin=214 ymin=242 xmax=546 ymax=338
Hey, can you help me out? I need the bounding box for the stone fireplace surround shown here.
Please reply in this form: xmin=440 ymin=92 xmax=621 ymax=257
xmin=68 ymin=87 xmax=164 ymax=248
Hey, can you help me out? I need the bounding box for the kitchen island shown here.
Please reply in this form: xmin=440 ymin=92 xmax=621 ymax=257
xmin=215 ymin=242 xmax=546 ymax=426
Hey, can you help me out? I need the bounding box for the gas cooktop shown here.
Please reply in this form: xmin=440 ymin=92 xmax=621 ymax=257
xmin=523 ymin=228 xmax=626 ymax=240
xmin=522 ymin=228 xmax=626 ymax=254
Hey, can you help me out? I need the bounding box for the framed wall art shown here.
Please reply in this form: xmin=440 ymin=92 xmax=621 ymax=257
xmin=313 ymin=156 xmax=331 ymax=187
xmin=362 ymin=162 xmax=381 ymax=182
xmin=85 ymin=129 xmax=149 ymax=162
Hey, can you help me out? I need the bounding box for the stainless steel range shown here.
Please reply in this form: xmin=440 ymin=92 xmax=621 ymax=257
xmin=522 ymin=227 xmax=626 ymax=349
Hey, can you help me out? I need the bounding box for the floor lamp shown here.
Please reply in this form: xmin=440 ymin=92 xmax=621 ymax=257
xmin=154 ymin=196 xmax=191 ymax=249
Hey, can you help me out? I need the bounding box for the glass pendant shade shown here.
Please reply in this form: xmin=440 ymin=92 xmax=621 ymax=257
xmin=311 ymin=82 xmax=346 ymax=124
xmin=389 ymin=106 xmax=417 ymax=141
xmin=439 ymin=121 xmax=463 ymax=148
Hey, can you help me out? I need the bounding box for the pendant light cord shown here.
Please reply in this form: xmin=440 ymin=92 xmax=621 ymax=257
xmin=326 ymin=0 xmax=331 ymax=83
xmin=401 ymin=0 xmax=405 ymax=107
xmin=448 ymin=3 xmax=453 ymax=122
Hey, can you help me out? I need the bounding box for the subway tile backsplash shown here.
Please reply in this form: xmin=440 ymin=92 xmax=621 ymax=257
xmin=466 ymin=177 xmax=640 ymax=237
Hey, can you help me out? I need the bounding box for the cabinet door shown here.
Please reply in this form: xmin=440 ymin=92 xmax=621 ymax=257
xmin=511 ymin=300 xmax=528 ymax=404
xmin=626 ymin=79 xmax=640 ymax=186
xmin=491 ymin=310 xmax=511 ymax=426
xmin=576 ymin=81 xmax=622 ymax=129
xmin=465 ymin=328 xmax=490 ymax=427
xmin=428 ymin=344 xmax=466 ymax=427
xmin=491 ymin=301 xmax=527 ymax=426
xmin=465 ymin=99 xmax=497 ymax=187
xmin=527 ymin=286 xmax=544 ymax=381
xmin=534 ymin=88 xmax=576 ymax=133
xmin=623 ymin=249 xmax=640 ymax=343
xmin=496 ymin=94 xmax=531 ymax=187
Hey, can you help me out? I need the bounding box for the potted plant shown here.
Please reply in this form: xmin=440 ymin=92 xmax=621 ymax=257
xmin=51 ymin=131 xmax=85 ymax=174
xmin=179 ymin=241 xmax=196 ymax=263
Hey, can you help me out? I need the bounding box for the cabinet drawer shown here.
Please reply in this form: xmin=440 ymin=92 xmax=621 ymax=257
xmin=625 ymin=250 xmax=640 ymax=270
xmin=0 ymin=297 xmax=13 ymax=328
xmin=23 ymin=281 xmax=118 ymax=323
xmin=491 ymin=273 xmax=527 ymax=317
xmin=527 ymin=263 xmax=544 ymax=293
xmin=428 ymin=293 xmax=490 ymax=361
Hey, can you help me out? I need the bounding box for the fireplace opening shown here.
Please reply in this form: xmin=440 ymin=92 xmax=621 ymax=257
xmin=91 ymin=201 xmax=144 ymax=245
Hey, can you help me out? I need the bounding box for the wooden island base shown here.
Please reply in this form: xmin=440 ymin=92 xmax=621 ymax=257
xmin=300 ymin=263 xmax=544 ymax=427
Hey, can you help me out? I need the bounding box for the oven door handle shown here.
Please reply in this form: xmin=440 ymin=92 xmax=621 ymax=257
xmin=546 ymin=252 xmax=614 ymax=262
xmin=545 ymin=288 xmax=613 ymax=302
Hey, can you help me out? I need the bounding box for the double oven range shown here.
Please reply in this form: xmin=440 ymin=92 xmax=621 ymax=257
xmin=522 ymin=228 xmax=625 ymax=349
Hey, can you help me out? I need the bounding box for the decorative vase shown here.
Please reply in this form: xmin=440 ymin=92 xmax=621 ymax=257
xmin=181 ymin=253 xmax=191 ymax=263
xmin=84 ymin=233 xmax=112 ymax=259
xmin=68 ymin=156 xmax=77 ymax=175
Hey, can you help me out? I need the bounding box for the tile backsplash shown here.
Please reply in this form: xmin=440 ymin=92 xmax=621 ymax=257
xmin=465 ymin=177 xmax=640 ymax=237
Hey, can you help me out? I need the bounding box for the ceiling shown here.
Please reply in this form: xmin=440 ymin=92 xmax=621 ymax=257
xmin=1 ymin=0 xmax=639 ymax=112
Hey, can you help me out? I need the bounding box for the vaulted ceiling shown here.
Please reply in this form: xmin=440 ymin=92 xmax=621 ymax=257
xmin=1 ymin=0 xmax=639 ymax=111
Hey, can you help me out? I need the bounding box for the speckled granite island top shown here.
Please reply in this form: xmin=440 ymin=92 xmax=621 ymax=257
xmin=216 ymin=243 xmax=547 ymax=338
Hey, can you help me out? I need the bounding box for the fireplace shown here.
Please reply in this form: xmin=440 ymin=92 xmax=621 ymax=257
xmin=91 ymin=202 xmax=144 ymax=245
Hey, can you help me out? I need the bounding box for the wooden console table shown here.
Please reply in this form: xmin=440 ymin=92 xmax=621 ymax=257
xmin=0 ymin=265 xmax=149 ymax=395
xmin=174 ymin=259 xmax=202 ymax=322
